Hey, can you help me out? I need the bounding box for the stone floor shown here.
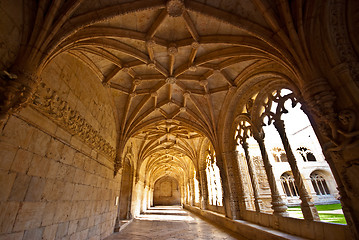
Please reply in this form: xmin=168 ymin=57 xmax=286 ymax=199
xmin=105 ymin=206 xmax=247 ymax=240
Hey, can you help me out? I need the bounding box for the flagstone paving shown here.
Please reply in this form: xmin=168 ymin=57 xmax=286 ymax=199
xmin=105 ymin=206 xmax=246 ymax=240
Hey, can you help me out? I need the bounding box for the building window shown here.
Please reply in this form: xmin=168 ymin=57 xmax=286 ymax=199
xmin=297 ymin=147 xmax=317 ymax=162
xmin=310 ymin=173 xmax=330 ymax=195
xmin=271 ymin=147 xmax=288 ymax=162
xmin=206 ymin=148 xmax=223 ymax=206
xmin=280 ymin=173 xmax=299 ymax=197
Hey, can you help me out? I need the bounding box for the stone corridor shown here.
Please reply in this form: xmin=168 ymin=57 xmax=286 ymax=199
xmin=1 ymin=0 xmax=359 ymax=239
xmin=105 ymin=206 xmax=244 ymax=240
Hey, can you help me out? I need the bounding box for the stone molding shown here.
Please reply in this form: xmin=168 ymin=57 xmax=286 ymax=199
xmin=31 ymin=82 xmax=116 ymax=160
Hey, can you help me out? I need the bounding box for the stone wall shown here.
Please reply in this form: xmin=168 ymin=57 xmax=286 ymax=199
xmin=0 ymin=53 xmax=120 ymax=239
xmin=0 ymin=110 xmax=120 ymax=240
xmin=40 ymin=53 xmax=117 ymax=149
xmin=153 ymin=177 xmax=180 ymax=206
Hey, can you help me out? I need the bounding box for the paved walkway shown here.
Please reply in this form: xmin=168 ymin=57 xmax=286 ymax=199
xmin=105 ymin=206 xmax=247 ymax=240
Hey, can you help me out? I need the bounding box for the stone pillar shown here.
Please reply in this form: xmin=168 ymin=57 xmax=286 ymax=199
xmin=223 ymin=150 xmax=248 ymax=219
xmin=141 ymin=185 xmax=149 ymax=212
xmin=215 ymin=153 xmax=236 ymax=219
xmin=253 ymin=132 xmax=288 ymax=216
xmin=239 ymin=141 xmax=262 ymax=212
xmin=189 ymin=177 xmax=195 ymax=205
xmin=114 ymin=168 xmax=124 ymax=232
xmin=199 ymin=169 xmax=209 ymax=210
xmin=324 ymin=152 xmax=359 ymax=239
xmin=273 ymin=119 xmax=320 ymax=220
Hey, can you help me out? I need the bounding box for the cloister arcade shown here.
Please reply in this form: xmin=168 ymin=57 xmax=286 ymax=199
xmin=0 ymin=0 xmax=358 ymax=239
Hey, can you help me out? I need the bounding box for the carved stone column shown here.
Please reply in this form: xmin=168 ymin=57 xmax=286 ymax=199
xmin=273 ymin=119 xmax=320 ymax=220
xmin=199 ymin=169 xmax=209 ymax=210
xmin=239 ymin=141 xmax=262 ymax=212
xmin=302 ymin=79 xmax=359 ymax=236
xmin=253 ymin=131 xmax=288 ymax=216
xmin=114 ymin=168 xmax=124 ymax=232
xmin=224 ymin=150 xmax=248 ymax=219
xmin=215 ymin=153 xmax=234 ymax=219
xmin=189 ymin=177 xmax=195 ymax=205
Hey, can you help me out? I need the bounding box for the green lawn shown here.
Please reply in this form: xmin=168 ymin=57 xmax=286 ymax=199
xmin=287 ymin=204 xmax=347 ymax=224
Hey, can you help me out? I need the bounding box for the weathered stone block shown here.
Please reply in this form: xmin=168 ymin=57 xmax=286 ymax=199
xmin=0 ymin=202 xmax=20 ymax=234
xmin=70 ymin=136 xmax=83 ymax=151
xmin=47 ymin=160 xmax=61 ymax=179
xmin=67 ymin=220 xmax=77 ymax=236
xmin=0 ymin=170 xmax=16 ymax=201
xmin=73 ymin=169 xmax=85 ymax=184
xmin=46 ymin=138 xmax=64 ymax=160
xmin=0 ymin=116 xmax=33 ymax=148
xmin=28 ymin=129 xmax=51 ymax=156
xmin=55 ymin=221 xmax=69 ymax=239
xmin=64 ymin=166 xmax=76 ymax=183
xmin=70 ymin=229 xmax=88 ymax=240
xmin=0 ymin=142 xmax=17 ymax=171
xmin=55 ymin=127 xmax=71 ymax=144
xmin=60 ymin=145 xmax=75 ymax=165
xmin=61 ymin=182 xmax=75 ymax=201
xmin=76 ymin=218 xmax=88 ymax=232
xmin=13 ymin=202 xmax=46 ymax=231
xmin=28 ymin=155 xmax=50 ymax=177
xmin=0 ymin=231 xmax=24 ymax=240
xmin=10 ymin=149 xmax=33 ymax=173
xmin=42 ymin=180 xmax=65 ymax=202
xmin=42 ymin=202 xmax=57 ymax=226
xmin=53 ymin=201 xmax=71 ymax=223
xmin=72 ymin=153 xmax=85 ymax=170
xmin=19 ymin=107 xmax=58 ymax=135
xmin=8 ymin=173 xmax=31 ymax=201
xmin=25 ymin=176 xmax=46 ymax=201
xmin=23 ymin=227 xmax=44 ymax=240
xmin=56 ymin=163 xmax=70 ymax=181
xmin=42 ymin=224 xmax=58 ymax=240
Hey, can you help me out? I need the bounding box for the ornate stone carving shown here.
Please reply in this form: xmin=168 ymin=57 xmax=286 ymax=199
xmin=166 ymin=0 xmax=184 ymax=17
xmin=167 ymin=43 xmax=178 ymax=56
xmin=0 ymin=70 xmax=39 ymax=121
xmin=166 ymin=77 xmax=176 ymax=84
xmin=327 ymin=109 xmax=359 ymax=152
xmin=330 ymin=0 xmax=359 ymax=86
xmin=32 ymin=83 xmax=116 ymax=160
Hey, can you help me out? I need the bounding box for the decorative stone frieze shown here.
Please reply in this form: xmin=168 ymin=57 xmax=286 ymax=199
xmin=31 ymin=83 xmax=116 ymax=160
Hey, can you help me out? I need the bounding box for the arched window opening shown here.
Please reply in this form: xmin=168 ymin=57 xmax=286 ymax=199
xmin=307 ymin=152 xmax=316 ymax=161
xmin=280 ymin=173 xmax=299 ymax=197
xmin=297 ymin=147 xmax=317 ymax=162
xmin=206 ymin=148 xmax=223 ymax=206
xmin=310 ymin=173 xmax=331 ymax=195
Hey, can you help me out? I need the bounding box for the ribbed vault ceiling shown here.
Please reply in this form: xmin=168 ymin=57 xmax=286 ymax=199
xmin=50 ymin=0 xmax=296 ymax=184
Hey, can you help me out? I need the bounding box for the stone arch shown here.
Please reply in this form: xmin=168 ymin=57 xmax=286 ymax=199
xmin=153 ymin=176 xmax=181 ymax=206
